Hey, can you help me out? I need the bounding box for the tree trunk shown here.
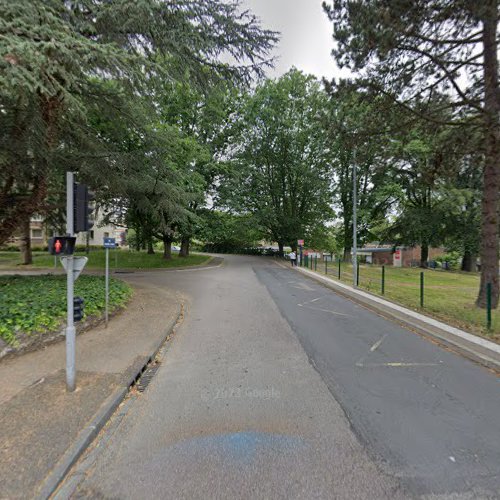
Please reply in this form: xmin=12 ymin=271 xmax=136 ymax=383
xmin=179 ymin=236 xmax=190 ymax=257
xmin=461 ymin=250 xmax=476 ymax=272
xmin=147 ymin=238 xmax=155 ymax=255
xmin=477 ymin=6 xmax=500 ymax=308
xmin=163 ymin=236 xmax=172 ymax=260
xmin=278 ymin=241 xmax=284 ymax=257
xmin=19 ymin=216 xmax=32 ymax=265
xmin=420 ymin=243 xmax=429 ymax=268
xmin=343 ymin=247 xmax=350 ymax=262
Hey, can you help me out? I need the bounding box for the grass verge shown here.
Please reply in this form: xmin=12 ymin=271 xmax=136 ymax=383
xmin=0 ymin=275 xmax=132 ymax=346
xmin=0 ymin=250 xmax=211 ymax=270
xmin=309 ymin=261 xmax=499 ymax=340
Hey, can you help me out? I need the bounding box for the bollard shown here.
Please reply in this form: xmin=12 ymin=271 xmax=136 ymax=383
xmin=356 ymin=262 xmax=360 ymax=287
xmin=487 ymin=283 xmax=492 ymax=331
xmin=325 ymin=259 xmax=328 ymax=275
xmin=381 ymin=265 xmax=385 ymax=295
xmin=420 ymin=271 xmax=424 ymax=308
xmin=314 ymin=255 xmax=317 ymax=271
xmin=338 ymin=259 xmax=341 ymax=279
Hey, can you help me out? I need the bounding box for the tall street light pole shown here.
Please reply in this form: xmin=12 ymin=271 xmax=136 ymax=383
xmin=352 ymin=150 xmax=358 ymax=287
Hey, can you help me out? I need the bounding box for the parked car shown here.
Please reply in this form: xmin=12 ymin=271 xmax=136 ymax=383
xmin=172 ymin=245 xmax=181 ymax=252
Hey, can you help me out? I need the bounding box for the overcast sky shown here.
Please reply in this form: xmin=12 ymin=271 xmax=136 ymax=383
xmin=242 ymin=0 xmax=346 ymax=81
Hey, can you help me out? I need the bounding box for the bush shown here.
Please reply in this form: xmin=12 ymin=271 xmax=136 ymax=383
xmin=435 ymin=251 xmax=461 ymax=270
xmin=0 ymin=275 xmax=132 ymax=345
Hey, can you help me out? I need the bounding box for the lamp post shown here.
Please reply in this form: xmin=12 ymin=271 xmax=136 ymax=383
xmin=352 ymin=150 xmax=358 ymax=287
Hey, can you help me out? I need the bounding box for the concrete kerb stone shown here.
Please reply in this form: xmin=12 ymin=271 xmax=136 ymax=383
xmin=280 ymin=261 xmax=500 ymax=370
xmin=36 ymin=304 xmax=182 ymax=500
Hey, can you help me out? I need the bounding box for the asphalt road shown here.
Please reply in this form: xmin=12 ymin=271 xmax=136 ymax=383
xmin=65 ymin=255 xmax=500 ymax=499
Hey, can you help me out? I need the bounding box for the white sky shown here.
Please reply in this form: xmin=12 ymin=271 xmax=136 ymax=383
xmin=242 ymin=0 xmax=347 ymax=81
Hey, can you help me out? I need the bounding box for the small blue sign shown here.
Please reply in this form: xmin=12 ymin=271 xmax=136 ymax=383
xmin=103 ymin=237 xmax=116 ymax=249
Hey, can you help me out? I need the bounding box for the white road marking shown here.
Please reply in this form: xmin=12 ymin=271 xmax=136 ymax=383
xmin=370 ymin=334 xmax=388 ymax=352
xmin=356 ymin=362 xmax=440 ymax=368
xmin=290 ymin=282 xmax=316 ymax=291
xmin=310 ymin=297 xmax=321 ymax=303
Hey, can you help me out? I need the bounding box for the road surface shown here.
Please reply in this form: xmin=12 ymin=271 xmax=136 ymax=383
xmin=64 ymin=255 xmax=500 ymax=499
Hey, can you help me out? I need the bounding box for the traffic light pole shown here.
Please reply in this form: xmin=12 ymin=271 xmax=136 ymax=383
xmin=66 ymin=171 xmax=76 ymax=392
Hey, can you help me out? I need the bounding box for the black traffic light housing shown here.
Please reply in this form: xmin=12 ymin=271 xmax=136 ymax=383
xmin=74 ymin=296 xmax=85 ymax=322
xmin=73 ymin=183 xmax=95 ymax=233
xmin=48 ymin=236 xmax=76 ymax=255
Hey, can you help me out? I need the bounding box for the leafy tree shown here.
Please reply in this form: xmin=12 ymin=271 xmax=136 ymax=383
xmin=324 ymin=82 xmax=401 ymax=260
xmin=196 ymin=210 xmax=263 ymax=253
xmin=0 ymin=0 xmax=277 ymax=247
xmin=220 ymin=69 xmax=334 ymax=255
xmin=324 ymin=0 xmax=499 ymax=306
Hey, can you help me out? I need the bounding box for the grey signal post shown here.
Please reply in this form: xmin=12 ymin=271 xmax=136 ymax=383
xmin=103 ymin=237 xmax=116 ymax=327
xmin=66 ymin=171 xmax=76 ymax=392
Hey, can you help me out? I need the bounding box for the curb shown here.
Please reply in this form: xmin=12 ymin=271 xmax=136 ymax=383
xmin=280 ymin=262 xmax=500 ymax=370
xmin=36 ymin=304 xmax=182 ymax=500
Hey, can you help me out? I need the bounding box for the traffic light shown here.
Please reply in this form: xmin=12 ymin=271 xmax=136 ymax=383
xmin=73 ymin=183 xmax=95 ymax=233
xmin=48 ymin=236 xmax=76 ymax=255
xmin=73 ymin=296 xmax=84 ymax=322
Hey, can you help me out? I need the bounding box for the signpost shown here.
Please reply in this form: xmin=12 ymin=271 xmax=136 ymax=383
xmin=103 ymin=237 xmax=116 ymax=327
xmin=52 ymin=172 xmax=92 ymax=392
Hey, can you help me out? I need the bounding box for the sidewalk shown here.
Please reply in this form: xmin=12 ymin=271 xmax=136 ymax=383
xmin=0 ymin=278 xmax=183 ymax=499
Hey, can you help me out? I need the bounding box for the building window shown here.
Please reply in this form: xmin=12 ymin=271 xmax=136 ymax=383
xmin=31 ymin=229 xmax=42 ymax=239
xmin=104 ymin=232 xmax=109 ymax=238
xmin=90 ymin=230 xmax=94 ymax=239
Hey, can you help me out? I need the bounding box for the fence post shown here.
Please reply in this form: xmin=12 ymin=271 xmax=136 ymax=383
xmin=314 ymin=255 xmax=317 ymax=271
xmin=338 ymin=259 xmax=341 ymax=279
xmin=381 ymin=266 xmax=385 ymax=295
xmin=325 ymin=258 xmax=328 ymax=275
xmin=420 ymin=271 xmax=424 ymax=308
xmin=356 ymin=261 xmax=360 ymax=287
xmin=487 ymin=283 xmax=492 ymax=331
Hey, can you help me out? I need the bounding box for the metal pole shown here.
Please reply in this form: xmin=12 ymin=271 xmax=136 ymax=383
xmin=105 ymin=247 xmax=109 ymax=327
xmin=357 ymin=261 xmax=360 ymax=287
xmin=314 ymin=255 xmax=317 ymax=271
xmin=352 ymin=151 xmax=358 ymax=288
xmin=325 ymin=258 xmax=328 ymax=275
xmin=487 ymin=283 xmax=492 ymax=330
xmin=420 ymin=271 xmax=424 ymax=308
xmin=338 ymin=258 xmax=341 ymax=279
xmin=381 ymin=265 xmax=385 ymax=295
xmin=65 ymin=172 xmax=76 ymax=392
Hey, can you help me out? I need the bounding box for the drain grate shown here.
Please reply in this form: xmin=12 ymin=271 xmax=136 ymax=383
xmin=135 ymin=361 xmax=161 ymax=393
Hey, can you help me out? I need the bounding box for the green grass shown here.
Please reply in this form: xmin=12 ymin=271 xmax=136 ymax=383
xmin=0 ymin=250 xmax=211 ymax=270
xmin=0 ymin=275 xmax=132 ymax=346
xmin=312 ymin=260 xmax=499 ymax=340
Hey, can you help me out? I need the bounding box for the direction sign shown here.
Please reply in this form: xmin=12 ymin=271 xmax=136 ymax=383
xmin=103 ymin=237 xmax=116 ymax=248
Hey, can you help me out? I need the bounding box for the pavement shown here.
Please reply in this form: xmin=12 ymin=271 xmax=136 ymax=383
xmin=0 ymin=277 xmax=183 ymax=499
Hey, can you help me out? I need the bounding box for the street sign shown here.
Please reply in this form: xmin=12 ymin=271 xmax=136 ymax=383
xmin=103 ymin=237 xmax=116 ymax=248
xmin=298 ymin=239 xmax=304 ymax=246
xmin=60 ymin=256 xmax=88 ymax=282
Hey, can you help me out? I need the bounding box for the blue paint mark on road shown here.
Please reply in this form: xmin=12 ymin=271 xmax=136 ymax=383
xmin=155 ymin=431 xmax=305 ymax=466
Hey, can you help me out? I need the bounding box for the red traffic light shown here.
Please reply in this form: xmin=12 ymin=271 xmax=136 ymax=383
xmin=48 ymin=236 xmax=76 ymax=255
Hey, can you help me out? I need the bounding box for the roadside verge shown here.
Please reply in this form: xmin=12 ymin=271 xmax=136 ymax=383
xmin=0 ymin=279 xmax=183 ymax=500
